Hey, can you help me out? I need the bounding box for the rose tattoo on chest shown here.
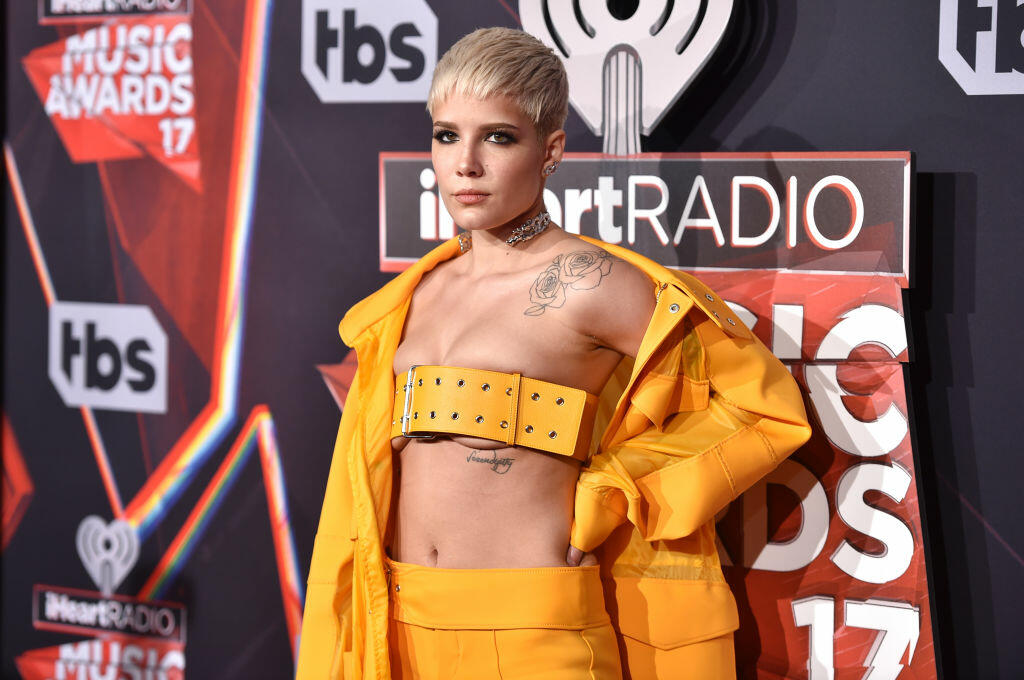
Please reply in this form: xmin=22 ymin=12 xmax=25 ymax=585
xmin=525 ymin=250 xmax=614 ymax=316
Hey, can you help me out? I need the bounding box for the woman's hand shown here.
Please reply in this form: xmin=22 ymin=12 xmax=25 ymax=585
xmin=566 ymin=544 xmax=598 ymax=567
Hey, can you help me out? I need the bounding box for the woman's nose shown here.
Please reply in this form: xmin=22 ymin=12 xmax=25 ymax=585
xmin=456 ymin=145 xmax=482 ymax=177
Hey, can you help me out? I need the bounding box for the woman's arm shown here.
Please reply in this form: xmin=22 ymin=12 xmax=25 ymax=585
xmin=569 ymin=284 xmax=812 ymax=553
xmin=565 ymin=258 xmax=654 ymax=566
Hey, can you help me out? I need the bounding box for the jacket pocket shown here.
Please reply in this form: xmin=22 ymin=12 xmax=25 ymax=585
xmin=611 ymin=576 xmax=739 ymax=649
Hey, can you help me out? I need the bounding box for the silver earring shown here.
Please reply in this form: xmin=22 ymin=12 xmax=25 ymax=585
xmin=543 ymin=164 xmax=557 ymax=176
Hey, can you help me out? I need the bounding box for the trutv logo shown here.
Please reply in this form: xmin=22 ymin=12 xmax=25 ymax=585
xmin=48 ymin=302 xmax=167 ymax=414
xmin=940 ymin=0 xmax=1024 ymax=94
xmin=301 ymin=0 xmax=437 ymax=103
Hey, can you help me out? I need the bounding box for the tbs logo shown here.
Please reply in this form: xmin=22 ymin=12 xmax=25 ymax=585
xmin=301 ymin=0 xmax=437 ymax=103
xmin=48 ymin=302 xmax=167 ymax=414
xmin=940 ymin=0 xmax=1024 ymax=94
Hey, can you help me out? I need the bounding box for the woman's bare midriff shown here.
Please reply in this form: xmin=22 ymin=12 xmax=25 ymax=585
xmin=387 ymin=433 xmax=582 ymax=568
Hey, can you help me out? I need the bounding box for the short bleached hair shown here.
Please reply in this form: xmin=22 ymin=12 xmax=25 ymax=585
xmin=427 ymin=27 xmax=569 ymax=139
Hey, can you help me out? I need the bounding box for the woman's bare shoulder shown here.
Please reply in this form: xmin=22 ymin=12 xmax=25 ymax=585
xmin=523 ymin=232 xmax=655 ymax=356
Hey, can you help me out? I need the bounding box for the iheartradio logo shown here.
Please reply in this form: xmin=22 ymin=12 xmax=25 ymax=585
xmin=76 ymin=516 xmax=139 ymax=596
xmin=521 ymin=0 xmax=734 ymax=154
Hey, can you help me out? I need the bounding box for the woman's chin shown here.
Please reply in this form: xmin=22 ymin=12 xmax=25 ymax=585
xmin=450 ymin=208 xmax=535 ymax=233
xmin=450 ymin=212 xmax=501 ymax=232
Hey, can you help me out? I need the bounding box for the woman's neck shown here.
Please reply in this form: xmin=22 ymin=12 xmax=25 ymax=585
xmin=460 ymin=198 xmax=561 ymax=277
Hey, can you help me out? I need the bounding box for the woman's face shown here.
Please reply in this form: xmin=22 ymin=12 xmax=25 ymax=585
xmin=431 ymin=92 xmax=563 ymax=232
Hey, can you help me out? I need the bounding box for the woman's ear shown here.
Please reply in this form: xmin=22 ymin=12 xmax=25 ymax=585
xmin=543 ymin=129 xmax=566 ymax=169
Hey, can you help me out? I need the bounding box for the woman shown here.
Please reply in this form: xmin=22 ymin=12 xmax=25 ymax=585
xmin=297 ymin=28 xmax=811 ymax=680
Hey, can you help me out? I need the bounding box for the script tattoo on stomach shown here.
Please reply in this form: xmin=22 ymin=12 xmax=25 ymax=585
xmin=466 ymin=449 xmax=515 ymax=474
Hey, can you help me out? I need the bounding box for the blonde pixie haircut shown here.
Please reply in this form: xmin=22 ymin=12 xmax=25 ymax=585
xmin=427 ymin=27 xmax=569 ymax=139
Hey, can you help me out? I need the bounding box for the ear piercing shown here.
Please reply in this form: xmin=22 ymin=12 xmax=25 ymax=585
xmin=543 ymin=164 xmax=558 ymax=176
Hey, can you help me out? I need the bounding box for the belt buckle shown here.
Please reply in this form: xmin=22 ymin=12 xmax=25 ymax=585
xmin=401 ymin=365 xmax=435 ymax=439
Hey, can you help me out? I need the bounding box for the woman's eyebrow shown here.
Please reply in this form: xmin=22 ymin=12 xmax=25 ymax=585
xmin=432 ymin=121 xmax=520 ymax=130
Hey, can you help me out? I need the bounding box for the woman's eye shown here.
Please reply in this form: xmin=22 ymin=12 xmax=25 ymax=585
xmin=486 ymin=131 xmax=514 ymax=144
xmin=433 ymin=130 xmax=457 ymax=143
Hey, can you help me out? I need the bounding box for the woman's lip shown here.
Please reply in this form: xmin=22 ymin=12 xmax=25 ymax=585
xmin=453 ymin=192 xmax=489 ymax=205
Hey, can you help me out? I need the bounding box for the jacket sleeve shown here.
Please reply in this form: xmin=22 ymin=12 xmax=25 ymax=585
xmin=295 ymin=365 xmax=362 ymax=679
xmin=570 ymin=309 xmax=812 ymax=552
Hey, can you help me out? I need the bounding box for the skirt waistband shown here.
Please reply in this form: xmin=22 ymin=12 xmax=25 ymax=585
xmin=385 ymin=557 xmax=611 ymax=630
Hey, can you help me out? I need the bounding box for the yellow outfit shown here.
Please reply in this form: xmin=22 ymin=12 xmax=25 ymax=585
xmin=386 ymin=557 xmax=622 ymax=679
xmin=296 ymin=235 xmax=812 ymax=679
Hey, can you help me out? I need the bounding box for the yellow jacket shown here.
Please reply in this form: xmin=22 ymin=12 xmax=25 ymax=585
xmin=296 ymin=235 xmax=812 ymax=679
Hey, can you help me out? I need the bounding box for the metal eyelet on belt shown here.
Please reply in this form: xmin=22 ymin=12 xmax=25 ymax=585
xmin=712 ymin=310 xmax=720 ymax=318
xmin=457 ymin=379 xmax=465 ymax=387
xmin=555 ymin=397 xmax=564 ymax=405
xmin=705 ymin=293 xmax=714 ymax=301
xmin=728 ymin=318 xmax=737 ymax=325
xmin=475 ymin=415 xmax=484 ymax=423
xmin=505 ymin=387 xmax=512 ymax=396
xmin=451 ymin=412 xmax=459 ymax=420
xmin=500 ymin=420 xmax=508 ymax=429
xmin=482 ymin=383 xmax=491 ymax=391
xmin=435 ymin=377 xmax=441 ymax=385
xmin=525 ymin=425 xmax=534 ymax=433
xmin=429 ymin=411 xmax=436 ymax=419
xmin=548 ymin=431 xmax=557 ymax=438
xmin=669 ymin=303 xmax=680 ymax=313
xmin=414 ymin=412 xmax=418 ymax=419
xmin=417 ymin=378 xmax=423 ymax=386
xmin=531 ymin=392 xmax=540 ymax=401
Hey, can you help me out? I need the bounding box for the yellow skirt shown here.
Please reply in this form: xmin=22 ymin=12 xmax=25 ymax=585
xmin=385 ymin=557 xmax=622 ymax=680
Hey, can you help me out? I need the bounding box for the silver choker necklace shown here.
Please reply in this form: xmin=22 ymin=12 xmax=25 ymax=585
xmin=505 ymin=211 xmax=551 ymax=246
xmin=455 ymin=211 xmax=552 ymax=253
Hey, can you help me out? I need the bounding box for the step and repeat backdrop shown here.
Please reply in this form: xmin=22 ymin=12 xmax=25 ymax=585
xmin=6 ymin=0 xmax=1023 ymax=678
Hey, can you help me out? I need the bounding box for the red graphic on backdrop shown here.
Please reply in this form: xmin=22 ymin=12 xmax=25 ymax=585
xmin=22 ymin=16 xmax=200 ymax=190
xmin=706 ymin=271 xmax=936 ymax=679
xmin=15 ymin=634 xmax=184 ymax=680
xmin=2 ymin=413 xmax=34 ymax=551
xmin=317 ymin=351 xmax=359 ymax=410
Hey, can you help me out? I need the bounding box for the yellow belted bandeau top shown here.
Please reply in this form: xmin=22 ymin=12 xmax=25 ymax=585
xmin=391 ymin=365 xmax=600 ymax=461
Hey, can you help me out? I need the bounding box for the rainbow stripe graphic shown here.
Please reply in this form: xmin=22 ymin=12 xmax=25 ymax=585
xmin=137 ymin=406 xmax=303 ymax=657
xmin=137 ymin=410 xmax=265 ymax=602
xmin=257 ymin=411 xmax=305 ymax=656
xmin=123 ymin=0 xmax=275 ymax=540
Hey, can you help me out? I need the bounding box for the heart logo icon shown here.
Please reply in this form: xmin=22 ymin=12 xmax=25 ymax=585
xmin=75 ymin=515 xmax=139 ymax=596
xmin=522 ymin=0 xmax=735 ymax=153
